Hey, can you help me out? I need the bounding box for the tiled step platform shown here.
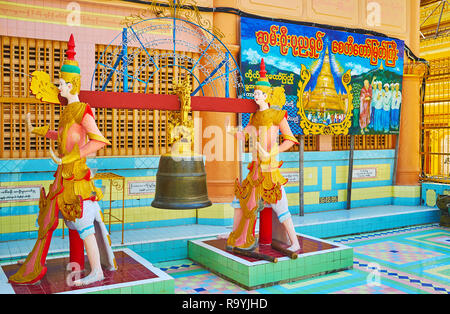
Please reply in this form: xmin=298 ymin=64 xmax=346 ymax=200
xmin=292 ymin=205 xmax=440 ymax=238
xmin=0 ymin=249 xmax=174 ymax=294
xmin=0 ymin=205 xmax=440 ymax=266
xmin=189 ymin=235 xmax=353 ymax=290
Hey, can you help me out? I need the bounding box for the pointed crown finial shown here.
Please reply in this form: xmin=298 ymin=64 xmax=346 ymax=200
xmin=61 ymin=33 xmax=80 ymax=74
xmin=255 ymin=58 xmax=271 ymax=88
xmin=60 ymin=33 xmax=81 ymax=94
xmin=66 ymin=34 xmax=76 ymax=61
xmin=259 ymin=58 xmax=267 ymax=78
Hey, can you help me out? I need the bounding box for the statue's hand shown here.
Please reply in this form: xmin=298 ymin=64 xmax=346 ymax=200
xmin=26 ymin=113 xmax=34 ymax=132
xmin=225 ymin=117 xmax=232 ymax=133
xmin=225 ymin=117 xmax=241 ymax=135
xmin=27 ymin=112 xmax=50 ymax=137
xmin=49 ymin=147 xmax=62 ymax=165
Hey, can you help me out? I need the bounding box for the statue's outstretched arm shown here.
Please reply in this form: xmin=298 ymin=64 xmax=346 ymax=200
xmin=26 ymin=112 xmax=58 ymax=140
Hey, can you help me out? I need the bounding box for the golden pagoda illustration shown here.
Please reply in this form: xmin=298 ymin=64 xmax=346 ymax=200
xmin=302 ymin=47 xmax=347 ymax=113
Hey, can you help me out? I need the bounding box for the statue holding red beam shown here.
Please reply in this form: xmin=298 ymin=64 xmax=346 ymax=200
xmin=225 ymin=59 xmax=301 ymax=254
xmin=9 ymin=34 xmax=117 ymax=286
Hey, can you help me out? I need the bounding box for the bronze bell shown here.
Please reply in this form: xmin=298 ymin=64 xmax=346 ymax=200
xmin=151 ymin=150 xmax=212 ymax=210
xmin=151 ymin=78 xmax=212 ymax=210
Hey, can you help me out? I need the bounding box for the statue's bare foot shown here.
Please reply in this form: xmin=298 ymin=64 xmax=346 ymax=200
xmin=287 ymin=243 xmax=301 ymax=252
xmin=107 ymin=265 xmax=117 ymax=271
xmin=73 ymin=269 xmax=104 ymax=286
xmin=216 ymin=233 xmax=229 ymax=239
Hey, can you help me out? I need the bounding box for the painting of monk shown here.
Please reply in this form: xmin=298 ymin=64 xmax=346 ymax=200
xmin=359 ymin=78 xmax=375 ymax=133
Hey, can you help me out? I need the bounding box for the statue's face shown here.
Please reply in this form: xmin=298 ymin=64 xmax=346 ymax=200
xmin=58 ymin=78 xmax=73 ymax=98
xmin=253 ymin=89 xmax=268 ymax=107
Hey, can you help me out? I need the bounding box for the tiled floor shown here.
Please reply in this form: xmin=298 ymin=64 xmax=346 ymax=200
xmin=0 ymin=205 xmax=438 ymax=261
xmin=154 ymin=224 xmax=450 ymax=294
xmin=0 ymin=205 xmax=446 ymax=294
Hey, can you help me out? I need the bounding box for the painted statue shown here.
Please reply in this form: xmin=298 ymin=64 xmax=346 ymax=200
xmin=225 ymin=59 xmax=301 ymax=253
xmin=390 ymin=83 xmax=401 ymax=130
xmin=9 ymin=34 xmax=117 ymax=286
xmin=359 ymin=78 xmax=375 ymax=133
xmin=373 ymin=81 xmax=384 ymax=132
xmin=368 ymin=78 xmax=378 ymax=130
xmin=381 ymin=83 xmax=392 ymax=133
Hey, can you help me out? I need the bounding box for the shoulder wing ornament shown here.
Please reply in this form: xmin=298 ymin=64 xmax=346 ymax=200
xmin=30 ymin=71 xmax=60 ymax=104
xmin=270 ymin=86 xmax=286 ymax=109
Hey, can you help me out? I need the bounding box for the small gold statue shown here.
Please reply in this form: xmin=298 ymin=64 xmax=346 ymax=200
xmin=168 ymin=77 xmax=195 ymax=155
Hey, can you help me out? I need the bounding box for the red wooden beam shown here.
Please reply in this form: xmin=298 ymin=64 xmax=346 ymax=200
xmin=61 ymin=91 xmax=258 ymax=113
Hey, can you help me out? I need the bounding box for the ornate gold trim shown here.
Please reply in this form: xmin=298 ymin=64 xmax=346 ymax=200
xmin=32 ymin=125 xmax=50 ymax=137
xmin=121 ymin=0 xmax=224 ymax=39
xmin=282 ymin=134 xmax=299 ymax=144
xmin=87 ymin=132 xmax=112 ymax=145
xmin=296 ymin=65 xmax=353 ymax=135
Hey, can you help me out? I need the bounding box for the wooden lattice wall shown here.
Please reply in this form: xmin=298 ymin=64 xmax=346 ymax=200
xmin=93 ymin=43 xmax=198 ymax=156
xmin=0 ymin=35 xmax=396 ymax=159
xmin=421 ymin=56 xmax=450 ymax=183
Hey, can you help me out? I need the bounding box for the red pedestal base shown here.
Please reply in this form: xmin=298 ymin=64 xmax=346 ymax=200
xmin=69 ymin=229 xmax=85 ymax=271
xmin=259 ymin=207 xmax=272 ymax=245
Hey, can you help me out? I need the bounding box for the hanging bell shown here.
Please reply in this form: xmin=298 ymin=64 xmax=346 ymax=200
xmin=152 ymin=77 xmax=212 ymax=210
xmin=151 ymin=144 xmax=212 ymax=210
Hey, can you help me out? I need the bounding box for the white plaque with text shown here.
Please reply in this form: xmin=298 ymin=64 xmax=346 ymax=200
xmin=352 ymin=168 xmax=377 ymax=179
xmin=283 ymin=172 xmax=299 ymax=183
xmin=0 ymin=186 xmax=41 ymax=202
xmin=128 ymin=181 xmax=156 ymax=195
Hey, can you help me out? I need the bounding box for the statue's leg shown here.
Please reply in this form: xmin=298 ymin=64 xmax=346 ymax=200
xmin=73 ymin=233 xmax=104 ymax=286
xmin=65 ymin=201 xmax=105 ymax=286
xmin=281 ymin=219 xmax=300 ymax=252
xmin=92 ymin=202 xmax=117 ymax=271
xmin=271 ymin=187 xmax=300 ymax=252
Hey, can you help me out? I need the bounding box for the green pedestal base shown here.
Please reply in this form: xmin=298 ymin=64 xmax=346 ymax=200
xmin=189 ymin=234 xmax=353 ymax=290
